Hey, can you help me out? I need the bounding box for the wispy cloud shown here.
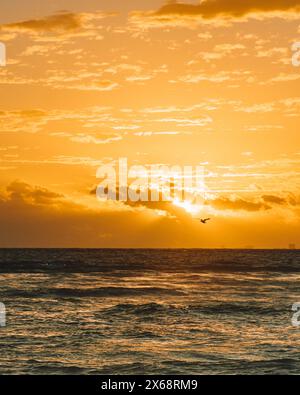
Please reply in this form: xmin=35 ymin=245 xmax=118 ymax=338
xmin=0 ymin=11 xmax=115 ymax=40
xmin=2 ymin=12 xmax=83 ymax=33
xmin=139 ymin=0 xmax=300 ymax=24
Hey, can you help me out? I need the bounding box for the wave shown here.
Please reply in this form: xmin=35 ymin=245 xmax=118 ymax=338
xmin=2 ymin=286 xmax=184 ymax=299
xmin=0 ymin=249 xmax=299 ymax=273
xmin=101 ymin=301 xmax=285 ymax=317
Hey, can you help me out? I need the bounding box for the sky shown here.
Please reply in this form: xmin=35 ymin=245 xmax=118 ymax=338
xmin=0 ymin=0 xmax=300 ymax=248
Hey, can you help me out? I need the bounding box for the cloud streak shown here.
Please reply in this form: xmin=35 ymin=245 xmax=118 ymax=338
xmin=154 ymin=0 xmax=300 ymax=20
xmin=0 ymin=11 xmax=115 ymax=39
xmin=1 ymin=12 xmax=83 ymax=33
xmin=0 ymin=182 xmax=299 ymax=248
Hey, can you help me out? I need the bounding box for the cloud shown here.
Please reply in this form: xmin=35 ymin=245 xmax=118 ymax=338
xmin=1 ymin=181 xmax=299 ymax=248
xmin=262 ymin=195 xmax=287 ymax=205
xmin=5 ymin=180 xmax=63 ymax=206
xmin=0 ymin=11 xmax=114 ymax=40
xmin=267 ymin=73 xmax=300 ymax=83
xmin=153 ymin=0 xmax=300 ymax=20
xmin=1 ymin=12 xmax=83 ymax=34
xmin=68 ymin=80 xmax=119 ymax=92
xmin=70 ymin=133 xmax=122 ymax=145
xmin=207 ymin=196 xmax=271 ymax=212
xmin=90 ymin=184 xmax=183 ymax=215
xmin=0 ymin=107 xmax=116 ymax=135
xmin=0 ymin=181 xmax=193 ymax=247
xmin=207 ymin=193 xmax=300 ymax=212
xmin=178 ymin=70 xmax=251 ymax=84
xmin=262 ymin=194 xmax=300 ymax=207
xmin=90 ymin=183 xmax=296 ymax=216
xmin=155 ymin=116 xmax=213 ymax=127
xmin=235 ymin=103 xmax=275 ymax=113
xmin=131 ymin=0 xmax=300 ymax=27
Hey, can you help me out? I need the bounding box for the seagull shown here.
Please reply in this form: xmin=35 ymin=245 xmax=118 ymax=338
xmin=199 ymin=218 xmax=211 ymax=224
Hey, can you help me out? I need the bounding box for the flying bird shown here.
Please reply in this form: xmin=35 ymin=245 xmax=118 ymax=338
xmin=199 ymin=218 xmax=211 ymax=224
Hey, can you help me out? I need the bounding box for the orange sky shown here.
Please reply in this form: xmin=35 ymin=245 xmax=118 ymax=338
xmin=0 ymin=0 xmax=300 ymax=248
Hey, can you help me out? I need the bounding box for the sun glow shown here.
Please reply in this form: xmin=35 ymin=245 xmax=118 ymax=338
xmin=172 ymin=197 xmax=201 ymax=216
xmin=0 ymin=1 xmax=299 ymax=248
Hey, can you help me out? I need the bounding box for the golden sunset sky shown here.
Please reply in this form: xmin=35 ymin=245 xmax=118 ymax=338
xmin=0 ymin=0 xmax=299 ymax=248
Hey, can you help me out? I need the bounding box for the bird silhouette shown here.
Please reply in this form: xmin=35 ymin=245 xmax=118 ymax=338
xmin=199 ymin=218 xmax=211 ymax=224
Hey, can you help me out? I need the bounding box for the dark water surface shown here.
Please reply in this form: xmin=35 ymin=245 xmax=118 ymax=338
xmin=0 ymin=249 xmax=299 ymax=375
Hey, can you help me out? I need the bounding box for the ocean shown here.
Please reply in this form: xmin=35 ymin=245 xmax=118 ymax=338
xmin=0 ymin=249 xmax=299 ymax=375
